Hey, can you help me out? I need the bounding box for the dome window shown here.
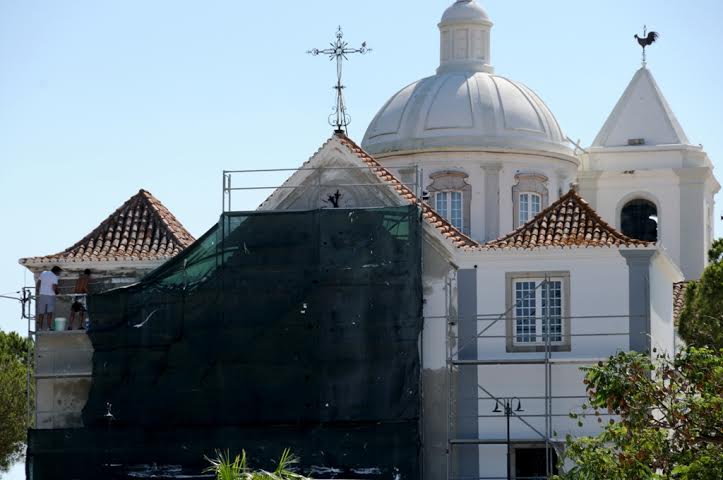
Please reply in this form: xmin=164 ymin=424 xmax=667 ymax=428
xmin=513 ymin=173 xmax=549 ymax=228
xmin=428 ymin=171 xmax=471 ymax=235
xmin=519 ymin=192 xmax=542 ymax=225
xmin=621 ymin=199 xmax=658 ymax=242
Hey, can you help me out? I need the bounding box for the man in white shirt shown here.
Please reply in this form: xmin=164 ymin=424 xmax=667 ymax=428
xmin=36 ymin=266 xmax=62 ymax=331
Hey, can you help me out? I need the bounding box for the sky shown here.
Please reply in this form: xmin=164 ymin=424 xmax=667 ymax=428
xmin=1 ymin=1 xmax=722 ymax=476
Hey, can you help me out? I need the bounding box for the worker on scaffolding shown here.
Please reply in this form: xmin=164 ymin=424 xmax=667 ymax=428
xmin=36 ymin=266 xmax=62 ymax=331
xmin=69 ymin=269 xmax=91 ymax=330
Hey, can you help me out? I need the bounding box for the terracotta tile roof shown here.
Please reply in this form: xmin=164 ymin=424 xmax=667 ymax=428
xmin=482 ymin=189 xmax=653 ymax=250
xmin=673 ymin=281 xmax=690 ymax=325
xmin=20 ymin=189 xmax=195 ymax=264
xmin=335 ymin=133 xmax=479 ymax=249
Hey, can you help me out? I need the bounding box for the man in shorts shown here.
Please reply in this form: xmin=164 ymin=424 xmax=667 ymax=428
xmin=36 ymin=266 xmax=62 ymax=331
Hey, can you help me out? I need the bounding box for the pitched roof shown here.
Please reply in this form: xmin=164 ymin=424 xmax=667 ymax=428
xmin=673 ymin=281 xmax=691 ymax=326
xmin=20 ymin=189 xmax=195 ymax=265
xmin=482 ymin=189 xmax=653 ymax=250
xmin=335 ymin=133 xmax=480 ymax=249
xmin=592 ymin=67 xmax=689 ymax=148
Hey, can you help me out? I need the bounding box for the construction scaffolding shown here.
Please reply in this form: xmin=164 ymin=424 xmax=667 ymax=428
xmin=441 ymin=276 xmax=635 ymax=480
xmin=21 ymin=287 xmax=35 ymax=426
xmin=221 ymin=164 xmax=423 ymax=213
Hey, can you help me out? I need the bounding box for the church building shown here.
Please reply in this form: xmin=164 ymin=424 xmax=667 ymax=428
xmin=21 ymin=1 xmax=718 ymax=479
xmin=256 ymin=1 xmax=717 ymax=477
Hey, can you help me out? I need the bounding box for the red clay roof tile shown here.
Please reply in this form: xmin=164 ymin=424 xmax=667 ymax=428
xmin=673 ymin=281 xmax=690 ymax=326
xmin=20 ymin=189 xmax=195 ymax=264
xmin=481 ymin=189 xmax=653 ymax=250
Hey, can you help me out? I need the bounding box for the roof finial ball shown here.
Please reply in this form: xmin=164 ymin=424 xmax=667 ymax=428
xmin=438 ymin=0 xmax=494 ymax=74
xmin=634 ymin=25 xmax=659 ymax=67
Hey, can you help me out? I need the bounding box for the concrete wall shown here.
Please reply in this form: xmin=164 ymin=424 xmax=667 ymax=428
xmin=579 ymin=146 xmax=720 ymax=280
xmin=649 ymin=252 xmax=683 ymax=355
xmin=28 ymin=263 xmax=159 ymax=430
xmin=421 ymin=236 xmax=456 ymax=480
xmin=35 ymin=332 xmax=94 ymax=429
xmin=469 ymin=249 xmax=631 ymax=361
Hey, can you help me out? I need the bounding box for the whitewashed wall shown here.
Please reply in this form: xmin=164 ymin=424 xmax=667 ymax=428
xmin=649 ymin=252 xmax=683 ymax=355
xmin=380 ymin=150 xmax=578 ymax=242
xmin=454 ymin=248 xmax=633 ymax=464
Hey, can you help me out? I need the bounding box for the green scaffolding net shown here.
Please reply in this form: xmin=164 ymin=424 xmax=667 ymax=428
xmin=28 ymin=206 xmax=423 ymax=479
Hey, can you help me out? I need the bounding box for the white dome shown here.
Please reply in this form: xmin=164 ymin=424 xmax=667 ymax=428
xmin=362 ymin=72 xmax=572 ymax=157
xmin=441 ymin=0 xmax=491 ymax=25
xmin=362 ymin=0 xmax=573 ymax=159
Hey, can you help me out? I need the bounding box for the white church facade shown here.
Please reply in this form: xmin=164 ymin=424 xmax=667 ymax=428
xmin=20 ymin=1 xmax=718 ymax=479
xmin=259 ymin=1 xmax=717 ymax=478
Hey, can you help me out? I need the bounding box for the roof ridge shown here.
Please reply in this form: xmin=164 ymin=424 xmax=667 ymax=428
xmin=481 ymin=188 xmax=653 ymax=250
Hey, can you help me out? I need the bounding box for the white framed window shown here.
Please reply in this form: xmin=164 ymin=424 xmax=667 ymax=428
xmin=512 ymin=173 xmax=549 ymax=228
xmin=518 ymin=192 xmax=542 ymax=226
xmin=435 ymin=191 xmax=464 ymax=231
xmin=506 ymin=272 xmax=570 ymax=352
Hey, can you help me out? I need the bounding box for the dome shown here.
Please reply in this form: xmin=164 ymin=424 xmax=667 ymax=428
xmin=362 ymin=72 xmax=571 ymax=157
xmin=361 ymin=1 xmax=573 ymax=159
xmin=441 ymin=0 xmax=491 ymax=25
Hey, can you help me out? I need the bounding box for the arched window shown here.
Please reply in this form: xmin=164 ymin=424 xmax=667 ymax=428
xmin=621 ymin=199 xmax=658 ymax=241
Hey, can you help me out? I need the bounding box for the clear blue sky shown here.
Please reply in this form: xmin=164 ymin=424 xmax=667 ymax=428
xmin=1 ymin=1 xmax=722 ymax=475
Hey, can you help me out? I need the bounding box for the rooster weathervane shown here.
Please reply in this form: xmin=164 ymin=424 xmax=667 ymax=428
xmin=634 ymin=25 xmax=659 ymax=65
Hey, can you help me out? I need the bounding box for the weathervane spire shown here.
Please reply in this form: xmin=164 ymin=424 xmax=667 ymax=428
xmin=308 ymin=27 xmax=371 ymax=134
xmin=634 ymin=25 xmax=659 ymax=66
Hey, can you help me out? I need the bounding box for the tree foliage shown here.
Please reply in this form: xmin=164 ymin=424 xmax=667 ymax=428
xmin=0 ymin=330 xmax=32 ymax=472
xmin=679 ymin=238 xmax=723 ymax=349
xmin=556 ymin=348 xmax=723 ymax=479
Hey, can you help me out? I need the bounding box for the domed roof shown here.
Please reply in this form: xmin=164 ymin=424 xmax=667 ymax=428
xmin=361 ymin=0 xmax=573 ymax=159
xmin=362 ymin=72 xmax=572 ymax=157
xmin=441 ymin=0 xmax=491 ymax=25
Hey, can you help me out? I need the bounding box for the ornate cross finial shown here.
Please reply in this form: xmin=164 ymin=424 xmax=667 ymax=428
xmin=634 ymin=25 xmax=659 ymax=66
xmin=308 ymin=27 xmax=371 ymax=134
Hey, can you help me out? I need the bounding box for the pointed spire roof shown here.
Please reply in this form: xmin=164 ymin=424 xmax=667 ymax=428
xmin=592 ymin=67 xmax=689 ymax=148
xmin=482 ymin=189 xmax=652 ymax=250
xmin=20 ymin=189 xmax=195 ymax=266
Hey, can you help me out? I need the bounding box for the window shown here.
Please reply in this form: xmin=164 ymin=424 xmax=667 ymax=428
xmin=428 ymin=171 xmax=471 ymax=234
xmin=435 ymin=191 xmax=464 ymax=231
xmin=518 ymin=192 xmax=542 ymax=225
xmin=506 ymin=272 xmax=570 ymax=352
xmin=621 ymin=199 xmax=658 ymax=242
xmin=513 ymin=446 xmax=559 ymax=479
xmin=513 ymin=173 xmax=548 ymax=228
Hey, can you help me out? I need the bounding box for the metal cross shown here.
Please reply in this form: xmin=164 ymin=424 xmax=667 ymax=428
xmin=308 ymin=27 xmax=371 ymax=134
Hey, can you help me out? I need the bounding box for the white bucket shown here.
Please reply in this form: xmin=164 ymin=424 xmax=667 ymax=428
xmin=54 ymin=317 xmax=68 ymax=331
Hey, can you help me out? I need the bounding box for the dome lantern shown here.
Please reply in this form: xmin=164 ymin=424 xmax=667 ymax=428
xmin=438 ymin=0 xmax=494 ymax=74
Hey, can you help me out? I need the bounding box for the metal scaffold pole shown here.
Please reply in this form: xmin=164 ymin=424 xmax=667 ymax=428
xmin=443 ymin=271 xmax=633 ymax=480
